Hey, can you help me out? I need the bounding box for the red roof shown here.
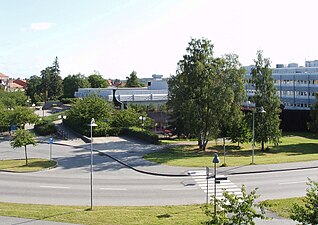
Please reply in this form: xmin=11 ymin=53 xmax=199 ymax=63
xmin=0 ymin=72 xmax=9 ymax=78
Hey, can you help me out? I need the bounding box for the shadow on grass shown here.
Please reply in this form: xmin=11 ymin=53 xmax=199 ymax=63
xmin=145 ymin=142 xmax=318 ymax=164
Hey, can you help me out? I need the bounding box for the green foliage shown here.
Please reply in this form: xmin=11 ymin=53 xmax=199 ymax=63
xmin=34 ymin=120 xmax=57 ymax=136
xmin=0 ymin=89 xmax=28 ymax=107
xmin=111 ymin=107 xmax=140 ymax=128
xmin=88 ymin=72 xmax=109 ymax=88
xmin=168 ymin=38 xmax=246 ymax=150
xmin=202 ymin=185 xmax=268 ymax=225
xmin=7 ymin=106 xmax=39 ymax=128
xmin=308 ymin=93 xmax=318 ymax=132
xmin=63 ymin=73 xmax=90 ymax=98
xmin=290 ymin=179 xmax=318 ymax=225
xmin=64 ymin=94 xmax=114 ymax=135
xmin=125 ymin=70 xmax=142 ymax=87
xmin=26 ymin=75 xmax=42 ymax=103
xmin=59 ymin=98 xmax=77 ymax=104
xmin=10 ymin=129 xmax=37 ymax=165
xmin=122 ymin=127 xmax=159 ymax=144
xmin=250 ymin=50 xmax=282 ymax=150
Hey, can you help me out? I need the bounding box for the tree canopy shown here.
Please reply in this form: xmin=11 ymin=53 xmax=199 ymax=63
xmin=63 ymin=73 xmax=90 ymax=98
xmin=125 ymin=71 xmax=142 ymax=87
xmin=10 ymin=129 xmax=37 ymax=166
xmin=250 ymin=50 xmax=281 ymax=150
xmin=88 ymin=71 xmax=109 ymax=88
xmin=168 ymin=38 xmax=246 ymax=150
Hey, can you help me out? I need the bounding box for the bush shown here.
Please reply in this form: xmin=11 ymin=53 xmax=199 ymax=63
xmin=60 ymin=98 xmax=77 ymax=104
xmin=34 ymin=121 xmax=57 ymax=136
xmin=122 ymin=127 xmax=159 ymax=144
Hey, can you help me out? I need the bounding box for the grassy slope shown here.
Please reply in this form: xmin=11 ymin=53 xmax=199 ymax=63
xmin=145 ymin=133 xmax=318 ymax=167
xmin=0 ymin=203 xmax=207 ymax=225
xmin=0 ymin=158 xmax=56 ymax=172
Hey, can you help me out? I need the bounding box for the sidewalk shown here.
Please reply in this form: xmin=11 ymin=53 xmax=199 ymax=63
xmin=0 ymin=216 xmax=81 ymax=225
xmin=217 ymin=160 xmax=318 ymax=176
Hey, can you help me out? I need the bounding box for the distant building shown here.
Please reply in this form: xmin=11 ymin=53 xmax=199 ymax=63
xmin=75 ymin=74 xmax=168 ymax=106
xmin=245 ymin=60 xmax=318 ymax=110
xmin=0 ymin=72 xmax=9 ymax=90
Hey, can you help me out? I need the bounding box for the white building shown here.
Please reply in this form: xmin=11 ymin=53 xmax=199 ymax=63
xmin=75 ymin=74 xmax=168 ymax=106
xmin=245 ymin=60 xmax=318 ymax=110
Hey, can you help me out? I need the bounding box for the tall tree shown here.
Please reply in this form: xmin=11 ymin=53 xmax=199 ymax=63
xmin=308 ymin=93 xmax=318 ymax=132
xmin=168 ymin=38 xmax=246 ymax=150
xmin=10 ymin=129 xmax=36 ymax=166
xmin=125 ymin=71 xmax=142 ymax=87
xmin=251 ymin=50 xmax=281 ymax=150
xmin=40 ymin=67 xmax=52 ymax=101
xmin=88 ymin=71 xmax=109 ymax=88
xmin=63 ymin=73 xmax=90 ymax=98
xmin=26 ymin=75 xmax=42 ymax=103
xmin=50 ymin=56 xmax=63 ymax=98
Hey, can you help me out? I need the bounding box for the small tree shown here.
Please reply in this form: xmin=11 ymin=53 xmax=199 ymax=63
xmin=125 ymin=71 xmax=142 ymax=87
xmin=290 ymin=178 xmax=318 ymax=225
xmin=202 ymin=185 xmax=268 ymax=225
xmin=10 ymin=129 xmax=37 ymax=166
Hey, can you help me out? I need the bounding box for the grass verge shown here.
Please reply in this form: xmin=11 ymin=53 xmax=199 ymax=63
xmin=145 ymin=133 xmax=318 ymax=167
xmin=0 ymin=158 xmax=56 ymax=172
xmin=0 ymin=202 xmax=207 ymax=225
xmin=263 ymin=197 xmax=304 ymax=218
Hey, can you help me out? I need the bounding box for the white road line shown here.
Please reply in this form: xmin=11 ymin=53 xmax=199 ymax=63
xmin=100 ymin=187 xmax=127 ymax=191
xmin=161 ymin=187 xmax=199 ymax=191
xmin=40 ymin=185 xmax=70 ymax=189
xmin=279 ymin=181 xmax=307 ymax=185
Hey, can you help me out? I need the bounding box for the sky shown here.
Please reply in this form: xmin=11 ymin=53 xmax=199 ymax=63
xmin=1 ymin=0 xmax=318 ymax=80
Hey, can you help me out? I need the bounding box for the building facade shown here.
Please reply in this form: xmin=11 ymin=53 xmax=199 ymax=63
xmin=245 ymin=60 xmax=318 ymax=110
xmin=75 ymin=74 xmax=168 ymax=106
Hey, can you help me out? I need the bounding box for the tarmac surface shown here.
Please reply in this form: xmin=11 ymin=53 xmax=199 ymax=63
xmin=2 ymin=130 xmax=316 ymax=224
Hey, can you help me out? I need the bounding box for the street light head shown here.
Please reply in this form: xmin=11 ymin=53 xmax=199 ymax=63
xmin=88 ymin=118 xmax=98 ymax=127
xmin=213 ymin=153 xmax=220 ymax=164
xmin=259 ymin=106 xmax=266 ymax=113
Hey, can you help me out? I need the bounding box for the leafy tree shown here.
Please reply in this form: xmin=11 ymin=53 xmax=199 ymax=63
xmin=26 ymin=75 xmax=42 ymax=103
xmin=8 ymin=106 xmax=39 ymax=129
xmin=50 ymin=56 xmax=63 ymax=99
xmin=65 ymin=95 xmax=114 ymax=135
xmin=88 ymin=71 xmax=109 ymax=88
xmin=308 ymin=93 xmax=318 ymax=133
xmin=202 ymin=185 xmax=268 ymax=224
xmin=63 ymin=73 xmax=90 ymax=98
xmin=111 ymin=107 xmax=141 ymax=128
xmin=168 ymin=38 xmax=246 ymax=150
xmin=229 ymin=114 xmax=251 ymax=147
xmin=10 ymin=129 xmax=37 ymax=166
xmin=290 ymin=179 xmax=318 ymax=225
xmin=40 ymin=67 xmax=52 ymax=101
xmin=250 ymin=50 xmax=281 ymax=150
xmin=125 ymin=71 xmax=142 ymax=87
xmin=0 ymin=89 xmax=28 ymax=107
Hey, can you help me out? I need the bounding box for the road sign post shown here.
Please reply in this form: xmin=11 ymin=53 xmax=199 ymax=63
xmin=48 ymin=137 xmax=54 ymax=160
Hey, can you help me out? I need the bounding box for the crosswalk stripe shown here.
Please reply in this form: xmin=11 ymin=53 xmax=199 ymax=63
xmin=188 ymin=170 xmax=242 ymax=201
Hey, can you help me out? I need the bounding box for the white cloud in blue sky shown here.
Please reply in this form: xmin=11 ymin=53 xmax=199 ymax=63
xmin=1 ymin=0 xmax=318 ymax=79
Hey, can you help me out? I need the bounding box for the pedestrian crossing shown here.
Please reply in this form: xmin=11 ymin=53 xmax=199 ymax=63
xmin=188 ymin=170 xmax=242 ymax=201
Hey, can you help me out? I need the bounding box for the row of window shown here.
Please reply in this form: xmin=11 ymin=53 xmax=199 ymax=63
xmin=279 ymin=91 xmax=316 ymax=96
xmin=274 ymin=80 xmax=318 ymax=84
xmin=283 ymin=102 xmax=312 ymax=108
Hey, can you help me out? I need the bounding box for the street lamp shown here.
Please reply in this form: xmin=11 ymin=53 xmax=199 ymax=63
xmin=139 ymin=115 xmax=145 ymax=129
xmin=251 ymin=105 xmax=266 ymax=164
xmin=88 ymin=118 xmax=98 ymax=210
xmin=212 ymin=153 xmax=220 ymax=218
xmin=58 ymin=115 xmax=67 ymax=126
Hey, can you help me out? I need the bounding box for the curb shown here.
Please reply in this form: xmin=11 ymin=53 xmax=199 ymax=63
xmin=228 ymin=165 xmax=318 ymax=175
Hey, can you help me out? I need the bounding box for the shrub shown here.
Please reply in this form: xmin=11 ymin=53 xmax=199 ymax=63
xmin=122 ymin=127 xmax=159 ymax=144
xmin=34 ymin=120 xmax=57 ymax=136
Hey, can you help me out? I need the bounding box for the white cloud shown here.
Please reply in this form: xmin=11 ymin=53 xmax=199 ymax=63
xmin=30 ymin=22 xmax=55 ymax=31
xmin=21 ymin=22 xmax=55 ymax=32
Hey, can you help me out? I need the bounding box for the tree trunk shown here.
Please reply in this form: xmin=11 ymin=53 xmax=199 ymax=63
xmin=261 ymin=141 xmax=265 ymax=151
xmin=198 ymin=131 xmax=203 ymax=150
xmin=24 ymin=145 xmax=28 ymax=166
xmin=223 ymin=137 xmax=226 ymax=165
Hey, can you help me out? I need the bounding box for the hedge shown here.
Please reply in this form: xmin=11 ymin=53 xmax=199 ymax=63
xmin=121 ymin=127 xmax=159 ymax=144
xmin=34 ymin=121 xmax=57 ymax=136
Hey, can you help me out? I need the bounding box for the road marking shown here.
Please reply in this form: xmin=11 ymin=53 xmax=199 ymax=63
xmin=279 ymin=181 xmax=307 ymax=185
xmin=161 ymin=187 xmax=199 ymax=191
xmin=40 ymin=185 xmax=70 ymax=189
xmin=100 ymin=187 xmax=127 ymax=191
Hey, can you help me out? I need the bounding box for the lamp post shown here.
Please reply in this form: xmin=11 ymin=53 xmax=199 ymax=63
xmin=58 ymin=115 xmax=67 ymax=126
xmin=139 ymin=115 xmax=145 ymax=129
xmin=88 ymin=118 xmax=98 ymax=210
xmin=251 ymin=105 xmax=266 ymax=164
xmin=212 ymin=153 xmax=220 ymax=218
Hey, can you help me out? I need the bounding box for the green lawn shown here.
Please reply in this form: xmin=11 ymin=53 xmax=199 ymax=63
xmin=0 ymin=158 xmax=56 ymax=172
xmin=263 ymin=197 xmax=304 ymax=218
xmin=145 ymin=133 xmax=318 ymax=167
xmin=0 ymin=202 xmax=207 ymax=225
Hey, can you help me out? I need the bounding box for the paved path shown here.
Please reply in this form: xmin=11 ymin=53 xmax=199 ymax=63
xmin=0 ymin=215 xmax=81 ymax=225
